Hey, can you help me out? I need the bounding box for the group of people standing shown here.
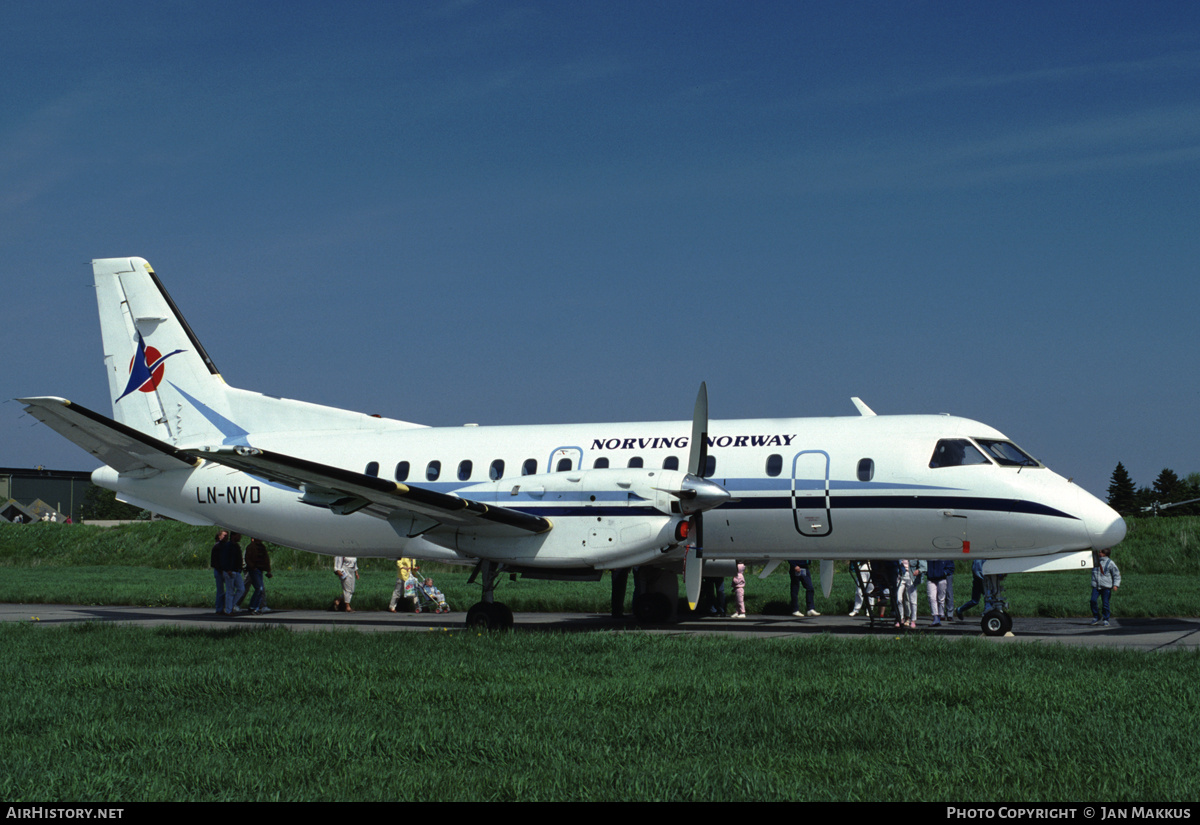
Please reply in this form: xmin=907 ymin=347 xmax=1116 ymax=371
xmin=206 ymin=538 xmax=1122 ymax=626
xmin=210 ymin=529 xmax=273 ymax=615
xmin=847 ymin=558 xmax=979 ymax=628
xmin=846 ymin=552 xmax=1121 ymax=629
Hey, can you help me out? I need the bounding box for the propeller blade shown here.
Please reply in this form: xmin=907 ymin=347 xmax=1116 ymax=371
xmin=685 ymin=515 xmax=703 ymax=609
xmin=688 ymin=382 xmax=709 ymax=478
xmin=820 ymin=559 xmax=833 ymax=599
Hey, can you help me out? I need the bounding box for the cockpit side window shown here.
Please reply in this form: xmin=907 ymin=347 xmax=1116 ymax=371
xmin=975 ymin=439 xmax=1040 ymax=467
xmin=929 ymin=439 xmax=990 ymax=468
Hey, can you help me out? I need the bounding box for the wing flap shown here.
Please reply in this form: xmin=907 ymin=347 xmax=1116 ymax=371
xmin=187 ymin=445 xmax=552 ymax=535
xmin=19 ymin=397 xmax=199 ymax=474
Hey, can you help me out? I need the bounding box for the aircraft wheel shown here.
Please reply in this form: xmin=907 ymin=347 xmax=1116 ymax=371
xmin=488 ymin=602 xmax=514 ymax=630
xmin=465 ymin=602 xmax=493 ymax=629
xmin=981 ymin=610 xmax=1012 ymax=637
xmin=465 ymin=602 xmax=513 ymax=630
xmin=632 ymin=592 xmax=671 ymax=624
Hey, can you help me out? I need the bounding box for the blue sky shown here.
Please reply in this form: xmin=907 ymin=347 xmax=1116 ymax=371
xmin=3 ymin=0 xmax=1198 ymax=499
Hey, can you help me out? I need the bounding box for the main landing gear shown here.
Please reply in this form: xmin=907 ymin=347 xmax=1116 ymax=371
xmin=465 ymin=600 xmax=514 ymax=631
xmin=464 ymin=560 xmax=514 ymax=631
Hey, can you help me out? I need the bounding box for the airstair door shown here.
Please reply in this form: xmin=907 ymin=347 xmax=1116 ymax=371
xmin=792 ymin=450 xmax=832 ymax=537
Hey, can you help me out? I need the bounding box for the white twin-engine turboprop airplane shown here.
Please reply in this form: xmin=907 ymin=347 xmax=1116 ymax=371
xmin=22 ymin=257 xmax=1126 ymax=634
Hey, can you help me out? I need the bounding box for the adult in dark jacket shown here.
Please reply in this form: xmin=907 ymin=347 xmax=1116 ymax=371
xmin=210 ymin=529 xmax=229 ymax=613
xmin=245 ymin=537 xmax=273 ymax=614
xmin=221 ymin=532 xmax=246 ymax=614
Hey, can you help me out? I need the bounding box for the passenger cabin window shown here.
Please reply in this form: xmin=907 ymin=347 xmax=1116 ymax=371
xmin=365 ymin=461 xmax=379 ymax=477
xmin=975 ymin=439 xmax=1040 ymax=467
xmin=766 ymin=454 xmax=782 ymax=477
xmin=556 ymin=457 xmax=573 ymax=472
xmin=426 ymin=460 xmax=441 ymax=481
xmin=593 ymin=457 xmax=610 ymax=469
xmin=628 ymin=457 xmax=644 ymax=469
xmin=857 ymin=458 xmax=874 ymax=482
xmin=522 ymin=458 xmax=537 ymax=476
xmin=929 ymin=439 xmax=990 ymax=469
xmin=457 ymin=460 xmax=473 ymax=481
xmin=489 ymin=459 xmax=505 ymax=480
xmin=394 ymin=461 xmax=410 ymax=482
xmin=702 ymin=456 xmax=717 ymax=478
xmin=662 ymin=456 xmax=679 ymax=471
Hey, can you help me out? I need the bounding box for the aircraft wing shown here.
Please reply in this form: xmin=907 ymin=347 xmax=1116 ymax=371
xmin=18 ymin=397 xmax=199 ymax=474
xmin=185 ymin=445 xmax=553 ymax=536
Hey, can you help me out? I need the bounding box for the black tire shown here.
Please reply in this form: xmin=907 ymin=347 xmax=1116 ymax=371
xmin=632 ymin=592 xmax=671 ymax=623
xmin=465 ymin=602 xmax=492 ymax=629
xmin=487 ymin=602 xmax=514 ymax=630
xmin=981 ymin=609 xmax=1012 ymax=637
xmin=465 ymin=601 xmax=513 ymax=630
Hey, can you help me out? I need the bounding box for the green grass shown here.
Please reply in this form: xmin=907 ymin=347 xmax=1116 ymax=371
xmin=2 ymin=520 xmax=1198 ymax=802
xmin=1 ymin=623 xmax=1196 ymax=802
xmin=0 ymin=518 xmax=1197 ymax=617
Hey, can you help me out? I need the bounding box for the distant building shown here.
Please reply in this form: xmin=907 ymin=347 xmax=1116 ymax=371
xmin=0 ymin=467 xmax=93 ymax=523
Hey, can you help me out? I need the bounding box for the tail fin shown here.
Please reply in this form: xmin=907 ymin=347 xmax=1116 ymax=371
xmin=96 ymin=257 xmax=241 ymax=444
xmin=94 ymin=257 xmax=424 ymax=448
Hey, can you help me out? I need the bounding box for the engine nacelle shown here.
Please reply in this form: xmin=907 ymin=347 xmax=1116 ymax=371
xmin=448 ymin=468 xmax=694 ymax=567
xmin=458 ymin=467 xmax=692 ymax=517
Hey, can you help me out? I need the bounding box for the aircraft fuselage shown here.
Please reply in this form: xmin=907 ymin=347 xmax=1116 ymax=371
xmin=94 ymin=410 xmax=1124 ymax=567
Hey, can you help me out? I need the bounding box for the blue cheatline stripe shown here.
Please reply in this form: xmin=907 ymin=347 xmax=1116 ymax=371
xmin=729 ymin=495 xmax=1076 ymax=519
xmin=504 ymin=496 xmax=1076 ymax=521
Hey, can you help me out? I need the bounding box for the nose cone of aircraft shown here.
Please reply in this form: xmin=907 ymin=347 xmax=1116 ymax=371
xmin=1088 ymin=506 xmax=1127 ymax=551
xmin=1072 ymin=484 xmax=1127 ymax=550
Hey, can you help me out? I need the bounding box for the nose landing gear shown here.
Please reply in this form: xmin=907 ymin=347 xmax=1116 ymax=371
xmin=980 ymin=572 xmax=1011 ymax=637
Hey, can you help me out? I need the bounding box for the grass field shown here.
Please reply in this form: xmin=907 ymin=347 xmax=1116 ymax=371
xmin=0 ymin=518 xmax=1197 ymax=618
xmin=1 ymin=622 xmax=1197 ymax=802
xmin=1 ymin=517 xmax=1197 ymax=802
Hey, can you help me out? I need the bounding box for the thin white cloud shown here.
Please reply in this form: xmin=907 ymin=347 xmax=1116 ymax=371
xmin=783 ymin=102 xmax=1200 ymax=192
xmin=812 ymin=49 xmax=1200 ymax=107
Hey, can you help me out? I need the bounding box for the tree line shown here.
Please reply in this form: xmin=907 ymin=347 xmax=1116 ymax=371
xmin=1107 ymin=463 xmax=1200 ymax=517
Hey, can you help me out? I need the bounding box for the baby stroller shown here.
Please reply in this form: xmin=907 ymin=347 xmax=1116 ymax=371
xmin=413 ymin=578 xmax=450 ymax=614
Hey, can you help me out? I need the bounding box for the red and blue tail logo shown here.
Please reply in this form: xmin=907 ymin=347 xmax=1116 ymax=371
xmin=116 ymin=333 xmax=184 ymax=403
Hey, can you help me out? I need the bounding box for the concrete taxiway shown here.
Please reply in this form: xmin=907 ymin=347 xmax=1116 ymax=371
xmin=2 ymin=603 xmax=1198 ymax=651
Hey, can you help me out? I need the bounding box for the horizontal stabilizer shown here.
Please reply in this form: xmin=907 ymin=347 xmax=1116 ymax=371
xmin=19 ymin=397 xmax=199 ymax=475
xmin=186 ymin=445 xmax=552 ymax=535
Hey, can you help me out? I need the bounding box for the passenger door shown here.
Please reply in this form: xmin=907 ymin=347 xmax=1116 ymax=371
xmin=792 ymin=450 xmax=832 ymax=537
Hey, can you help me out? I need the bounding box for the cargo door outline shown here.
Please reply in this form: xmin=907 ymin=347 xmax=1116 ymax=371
xmin=792 ymin=450 xmax=832 ymax=537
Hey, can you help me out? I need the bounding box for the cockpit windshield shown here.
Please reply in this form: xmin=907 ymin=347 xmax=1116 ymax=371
xmin=975 ymin=439 xmax=1040 ymax=467
xmin=928 ymin=439 xmax=990 ymax=468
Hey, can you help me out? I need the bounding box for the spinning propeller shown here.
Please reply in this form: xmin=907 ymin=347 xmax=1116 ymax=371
xmin=674 ymin=383 xmax=732 ymax=610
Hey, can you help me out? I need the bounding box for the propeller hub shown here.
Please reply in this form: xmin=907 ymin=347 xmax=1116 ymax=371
xmin=678 ymin=473 xmax=731 ymax=515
